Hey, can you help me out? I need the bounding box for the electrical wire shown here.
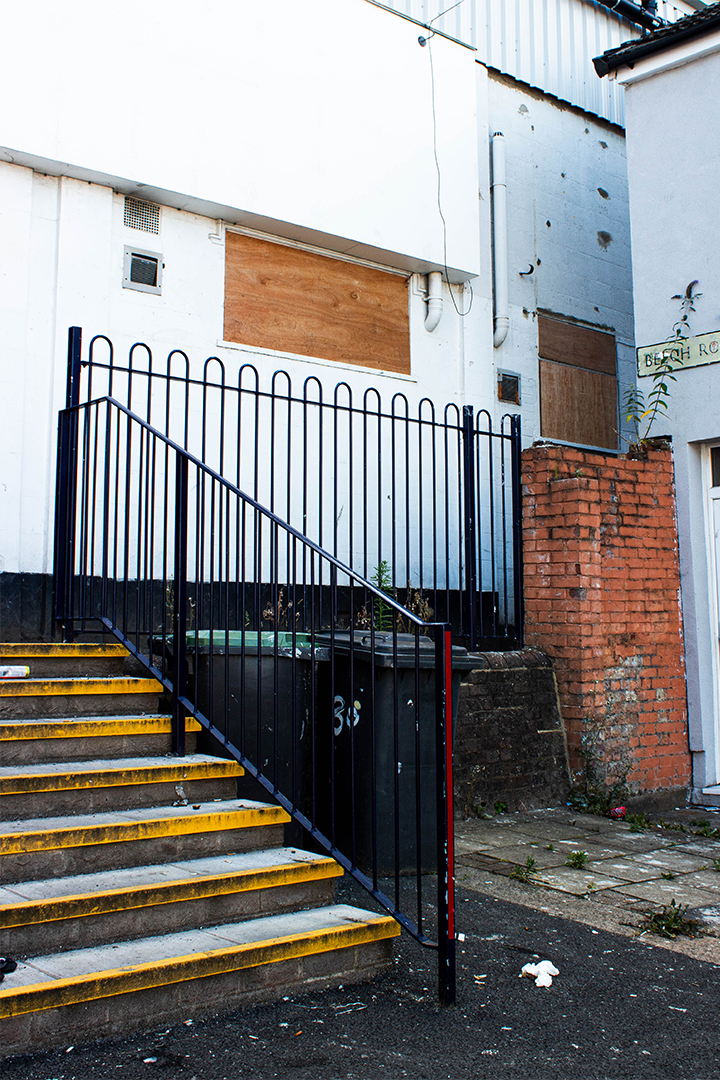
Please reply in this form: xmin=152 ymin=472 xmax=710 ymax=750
xmin=427 ymin=38 xmax=473 ymax=317
xmin=429 ymin=0 xmax=468 ymax=26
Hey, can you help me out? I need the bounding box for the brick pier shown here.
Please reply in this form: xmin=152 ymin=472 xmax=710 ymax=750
xmin=522 ymin=443 xmax=690 ymax=802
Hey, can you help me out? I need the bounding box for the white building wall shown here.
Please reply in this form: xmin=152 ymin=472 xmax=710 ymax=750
xmin=620 ymin=47 xmax=720 ymax=793
xmin=464 ymin=69 xmax=635 ymax=444
xmin=0 ymin=0 xmax=479 ymax=281
xmin=0 ymin=0 xmax=482 ymax=583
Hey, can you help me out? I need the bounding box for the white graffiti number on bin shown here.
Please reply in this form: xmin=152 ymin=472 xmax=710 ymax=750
xmin=333 ymin=695 xmax=361 ymax=735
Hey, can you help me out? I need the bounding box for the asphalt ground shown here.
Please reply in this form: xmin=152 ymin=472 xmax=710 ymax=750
xmin=2 ymin=871 xmax=719 ymax=1080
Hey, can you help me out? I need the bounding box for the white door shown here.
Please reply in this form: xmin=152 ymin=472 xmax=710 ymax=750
xmin=710 ymin=448 xmax=720 ymax=785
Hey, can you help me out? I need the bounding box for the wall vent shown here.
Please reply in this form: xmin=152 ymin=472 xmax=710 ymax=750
xmin=124 ymin=196 xmax=160 ymax=234
xmin=498 ymin=371 xmax=520 ymax=405
xmin=123 ymin=246 xmax=163 ymax=295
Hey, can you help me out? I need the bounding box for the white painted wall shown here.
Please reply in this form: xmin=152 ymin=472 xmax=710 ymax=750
xmin=0 ymin=0 xmax=479 ymax=281
xmin=464 ymin=69 xmax=635 ymax=447
xmin=620 ymin=47 xmax=720 ymax=793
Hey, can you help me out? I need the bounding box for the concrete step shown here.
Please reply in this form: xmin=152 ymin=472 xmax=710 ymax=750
xmin=0 ymin=755 xmax=244 ymax=818
xmin=0 ymin=676 xmax=163 ymax=718
xmin=0 ymin=848 xmax=344 ymax=955
xmin=0 ymin=643 xmax=128 ymax=678
xmin=0 ymin=904 xmax=399 ymax=1057
xmin=0 ymin=715 xmax=199 ymax=764
xmin=0 ymin=799 xmax=289 ymax=882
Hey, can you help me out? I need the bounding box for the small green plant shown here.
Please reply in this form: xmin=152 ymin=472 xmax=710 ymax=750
xmin=622 ymin=281 xmax=701 ymax=450
xmin=661 ymin=872 xmax=676 ymax=881
xmin=569 ymin=724 xmax=631 ymax=818
xmin=509 ymin=855 xmax=537 ymax=883
xmin=626 ymin=812 xmax=652 ymax=833
xmin=545 ymin=844 xmax=555 ymax=852
xmin=712 ymin=858 xmax=720 ymax=873
xmin=566 ymin=850 xmax=589 ymax=870
xmin=641 ymin=900 xmax=701 ymax=940
xmin=370 ymin=560 xmax=394 ymax=631
xmin=494 ymin=800 xmax=507 ymax=815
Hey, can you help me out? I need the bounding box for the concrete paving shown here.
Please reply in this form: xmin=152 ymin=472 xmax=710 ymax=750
xmin=455 ymin=804 xmax=720 ymax=961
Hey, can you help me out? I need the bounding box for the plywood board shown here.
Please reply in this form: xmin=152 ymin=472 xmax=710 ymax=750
xmin=538 ymin=315 xmax=616 ymax=375
xmin=224 ymin=232 xmax=411 ymax=374
xmin=540 ymin=360 xmax=618 ymax=450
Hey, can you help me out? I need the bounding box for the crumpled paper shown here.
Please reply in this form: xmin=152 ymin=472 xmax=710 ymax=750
xmin=520 ymin=960 xmax=560 ymax=987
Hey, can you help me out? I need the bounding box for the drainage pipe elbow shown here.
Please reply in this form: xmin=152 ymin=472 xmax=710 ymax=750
xmin=424 ymin=271 xmax=443 ymax=333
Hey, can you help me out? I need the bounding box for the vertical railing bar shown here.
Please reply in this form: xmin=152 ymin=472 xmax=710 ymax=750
xmin=511 ymin=415 xmax=524 ymax=646
xmin=462 ymin=406 xmax=478 ymax=650
xmin=172 ymin=453 xmax=189 ymax=757
xmin=435 ymin=622 xmax=456 ymax=1005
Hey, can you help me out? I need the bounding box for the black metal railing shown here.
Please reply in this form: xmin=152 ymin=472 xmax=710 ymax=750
xmin=55 ymin=393 xmax=459 ymax=1003
xmin=67 ymin=328 xmax=523 ymax=650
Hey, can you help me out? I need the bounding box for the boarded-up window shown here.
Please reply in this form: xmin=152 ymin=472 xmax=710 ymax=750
xmin=224 ymin=231 xmax=411 ymax=374
xmin=538 ymin=315 xmax=618 ymax=450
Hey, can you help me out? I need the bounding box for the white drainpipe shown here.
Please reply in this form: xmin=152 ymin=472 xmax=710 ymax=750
xmin=424 ymin=270 xmax=443 ymax=333
xmin=491 ymin=132 xmax=509 ymax=349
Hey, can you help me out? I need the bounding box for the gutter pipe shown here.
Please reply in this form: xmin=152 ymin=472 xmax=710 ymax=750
xmin=491 ymin=132 xmax=509 ymax=349
xmin=593 ymin=0 xmax=664 ymax=33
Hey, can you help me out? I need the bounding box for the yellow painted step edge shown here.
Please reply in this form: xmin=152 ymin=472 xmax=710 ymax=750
xmin=0 ymin=760 xmax=244 ymax=794
xmin=0 ymin=917 xmax=400 ymax=1019
xmin=0 ymin=644 xmax=127 ymax=658
xmin=0 ymin=859 xmax=344 ymax=929
xmin=0 ymin=717 xmax=201 ymax=741
xmin=0 ymin=806 xmax=290 ymax=856
xmin=0 ymin=678 xmax=162 ymax=698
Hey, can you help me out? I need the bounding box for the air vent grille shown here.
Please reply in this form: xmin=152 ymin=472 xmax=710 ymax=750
xmin=124 ymin=196 xmax=160 ymax=234
xmin=129 ymin=253 xmax=159 ymax=287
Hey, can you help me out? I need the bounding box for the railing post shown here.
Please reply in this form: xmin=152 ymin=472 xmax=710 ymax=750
xmin=54 ymin=328 xmax=83 ymax=636
xmin=461 ymin=405 xmax=478 ymax=649
xmin=66 ymin=326 xmax=83 ymax=411
xmin=435 ymin=622 xmax=456 ymax=1005
xmin=510 ymin=414 xmax=524 ymax=647
xmin=172 ymin=454 xmax=189 ymax=756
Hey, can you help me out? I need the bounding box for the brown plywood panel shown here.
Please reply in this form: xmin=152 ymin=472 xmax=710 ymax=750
xmin=540 ymin=360 xmax=618 ymax=450
xmin=224 ymin=232 xmax=410 ymax=374
xmin=538 ymin=315 xmax=616 ymax=375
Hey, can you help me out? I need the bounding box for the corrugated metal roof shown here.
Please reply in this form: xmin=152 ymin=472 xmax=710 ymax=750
xmin=367 ymin=0 xmax=697 ymax=124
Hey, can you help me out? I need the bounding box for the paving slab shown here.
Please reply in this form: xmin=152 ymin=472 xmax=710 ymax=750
xmin=529 ymin=866 xmax=628 ymax=896
xmin=475 ymin=845 xmax=569 ymax=869
xmin=583 ymin=856 xmax=675 ymax=883
xmin=613 ymin=879 xmax=720 ymax=908
xmin=631 ymin=850 xmax=711 ymax=874
xmin=455 ymin=828 xmax=552 ymax=851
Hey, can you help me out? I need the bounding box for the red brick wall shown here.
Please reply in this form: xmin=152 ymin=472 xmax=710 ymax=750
xmin=522 ymin=444 xmax=690 ymax=797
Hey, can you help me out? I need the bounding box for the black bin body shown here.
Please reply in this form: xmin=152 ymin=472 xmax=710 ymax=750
xmin=315 ymin=632 xmax=472 ymax=875
xmin=191 ymin=631 xmax=316 ymax=817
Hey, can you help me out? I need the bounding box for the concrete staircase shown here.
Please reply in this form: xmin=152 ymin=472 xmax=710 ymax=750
xmin=0 ymin=643 xmax=399 ymax=1058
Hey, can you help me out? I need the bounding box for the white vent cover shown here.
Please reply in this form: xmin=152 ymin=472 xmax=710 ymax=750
xmin=124 ymin=196 xmax=160 ymax=234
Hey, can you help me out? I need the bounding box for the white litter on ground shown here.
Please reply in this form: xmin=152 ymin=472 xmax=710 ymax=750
xmin=520 ymin=960 xmax=560 ymax=987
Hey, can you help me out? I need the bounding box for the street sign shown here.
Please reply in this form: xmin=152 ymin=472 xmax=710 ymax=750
xmin=637 ymin=330 xmax=720 ymax=377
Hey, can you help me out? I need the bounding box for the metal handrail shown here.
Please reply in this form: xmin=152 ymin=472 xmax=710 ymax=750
xmin=54 ymin=394 xmax=458 ymax=1003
